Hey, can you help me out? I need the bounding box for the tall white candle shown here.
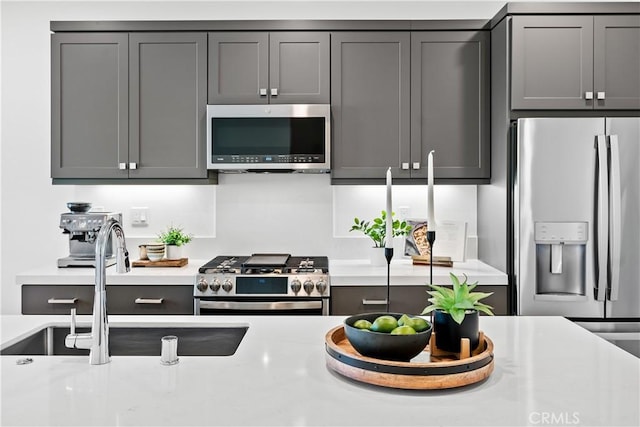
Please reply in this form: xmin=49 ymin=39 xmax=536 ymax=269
xmin=427 ymin=150 xmax=436 ymax=232
xmin=385 ymin=167 xmax=393 ymax=249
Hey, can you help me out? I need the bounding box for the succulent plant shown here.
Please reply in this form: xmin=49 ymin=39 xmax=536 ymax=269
xmin=421 ymin=273 xmax=494 ymax=324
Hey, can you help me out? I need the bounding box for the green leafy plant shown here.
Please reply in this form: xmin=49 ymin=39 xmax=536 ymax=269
xmin=421 ymin=273 xmax=494 ymax=324
xmin=157 ymin=225 xmax=193 ymax=247
xmin=350 ymin=210 xmax=412 ymax=248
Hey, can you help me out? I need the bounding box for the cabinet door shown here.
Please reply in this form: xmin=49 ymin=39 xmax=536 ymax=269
xmin=208 ymin=32 xmax=269 ymax=104
xmin=330 ymin=286 xmax=389 ymax=315
xmin=107 ymin=285 xmax=193 ymax=315
xmin=129 ymin=33 xmax=207 ymax=178
xmin=269 ymin=32 xmax=330 ymax=104
xmin=511 ymin=16 xmax=594 ymax=110
xmin=411 ymin=32 xmax=490 ymax=180
xmin=593 ymin=15 xmax=640 ymax=110
xmin=51 ymin=33 xmax=128 ymax=179
xmin=331 ymin=32 xmax=411 ymax=179
xmin=22 ymin=285 xmax=94 ymax=315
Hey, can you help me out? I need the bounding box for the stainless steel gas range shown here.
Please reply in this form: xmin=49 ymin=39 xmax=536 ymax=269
xmin=194 ymin=254 xmax=330 ymax=315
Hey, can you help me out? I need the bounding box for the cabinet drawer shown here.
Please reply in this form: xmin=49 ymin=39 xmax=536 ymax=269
xmin=22 ymin=285 xmax=94 ymax=315
xmin=331 ymin=286 xmax=390 ymax=315
xmin=106 ymin=285 xmax=193 ymax=315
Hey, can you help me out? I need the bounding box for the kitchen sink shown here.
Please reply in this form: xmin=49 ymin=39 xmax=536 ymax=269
xmin=0 ymin=325 xmax=248 ymax=357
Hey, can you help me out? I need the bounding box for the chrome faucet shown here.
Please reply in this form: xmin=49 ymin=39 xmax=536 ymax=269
xmin=65 ymin=218 xmax=130 ymax=364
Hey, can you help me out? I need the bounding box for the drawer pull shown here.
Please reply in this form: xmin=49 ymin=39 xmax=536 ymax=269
xmin=134 ymin=298 xmax=164 ymax=305
xmin=47 ymin=298 xmax=78 ymax=304
xmin=362 ymin=299 xmax=388 ymax=306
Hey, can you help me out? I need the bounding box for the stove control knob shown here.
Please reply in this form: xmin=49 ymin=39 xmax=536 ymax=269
xmin=315 ymin=279 xmax=327 ymax=295
xmin=290 ymin=279 xmax=301 ymax=294
xmin=210 ymin=278 xmax=221 ymax=292
xmin=222 ymin=279 xmax=233 ymax=293
xmin=303 ymin=279 xmax=314 ymax=295
xmin=197 ymin=278 xmax=208 ymax=293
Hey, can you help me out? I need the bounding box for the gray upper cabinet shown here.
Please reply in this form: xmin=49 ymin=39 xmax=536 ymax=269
xmin=51 ymin=33 xmax=129 ymax=179
xmin=129 ymin=33 xmax=208 ymax=178
xmin=511 ymin=15 xmax=640 ymax=110
xmin=411 ymin=32 xmax=490 ymax=180
xmin=593 ymin=15 xmax=640 ymax=110
xmin=52 ymin=32 xmax=208 ymax=180
xmin=208 ymin=32 xmax=329 ymax=104
xmin=331 ymin=31 xmax=489 ymax=182
xmin=331 ymin=32 xmax=411 ymax=180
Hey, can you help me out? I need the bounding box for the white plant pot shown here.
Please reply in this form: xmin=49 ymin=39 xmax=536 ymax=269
xmin=165 ymin=245 xmax=184 ymax=260
xmin=368 ymin=247 xmax=387 ymax=266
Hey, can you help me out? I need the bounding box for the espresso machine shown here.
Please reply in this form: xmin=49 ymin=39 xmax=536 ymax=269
xmin=58 ymin=203 xmax=122 ymax=268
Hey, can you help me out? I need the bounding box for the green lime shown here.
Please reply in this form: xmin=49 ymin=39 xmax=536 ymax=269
xmin=390 ymin=325 xmax=417 ymax=335
xmin=397 ymin=314 xmax=411 ymax=326
xmin=353 ymin=319 xmax=372 ymax=330
xmin=370 ymin=315 xmax=398 ymax=333
xmin=405 ymin=317 xmax=430 ymax=332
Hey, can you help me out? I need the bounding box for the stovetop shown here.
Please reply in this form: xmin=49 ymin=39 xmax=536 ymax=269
xmin=198 ymin=254 xmax=329 ymax=275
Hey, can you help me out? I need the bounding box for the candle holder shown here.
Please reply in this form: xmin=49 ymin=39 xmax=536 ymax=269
xmin=385 ymin=247 xmax=394 ymax=312
xmin=427 ymin=230 xmax=436 ymax=325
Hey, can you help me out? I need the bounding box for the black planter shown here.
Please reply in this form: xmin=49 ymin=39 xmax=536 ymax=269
xmin=433 ymin=310 xmax=479 ymax=353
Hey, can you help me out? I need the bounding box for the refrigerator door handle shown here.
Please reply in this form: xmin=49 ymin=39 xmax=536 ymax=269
xmin=595 ymin=135 xmax=609 ymax=301
xmin=608 ymin=135 xmax=621 ymax=301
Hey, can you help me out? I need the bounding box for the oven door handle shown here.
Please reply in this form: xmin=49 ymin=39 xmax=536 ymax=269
xmin=198 ymin=300 xmax=323 ymax=311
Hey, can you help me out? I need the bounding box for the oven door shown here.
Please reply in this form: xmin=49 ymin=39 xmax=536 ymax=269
xmin=195 ymin=297 xmax=329 ymax=316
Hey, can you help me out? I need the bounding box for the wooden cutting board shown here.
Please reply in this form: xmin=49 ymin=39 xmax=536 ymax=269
xmin=132 ymin=258 xmax=188 ymax=267
xmin=411 ymin=255 xmax=454 ymax=267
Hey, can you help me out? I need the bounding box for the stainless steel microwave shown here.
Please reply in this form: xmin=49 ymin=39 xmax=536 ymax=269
xmin=206 ymin=104 xmax=331 ymax=172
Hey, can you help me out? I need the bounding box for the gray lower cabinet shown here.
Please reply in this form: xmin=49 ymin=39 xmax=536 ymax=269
xmin=51 ymin=32 xmax=208 ymax=180
xmin=208 ymin=32 xmax=329 ymax=104
xmin=22 ymin=285 xmax=194 ymax=315
xmin=511 ymin=15 xmax=640 ymax=110
xmin=331 ymin=31 xmax=489 ymax=182
xmin=330 ymin=285 xmax=507 ymax=316
xmin=330 ymin=32 xmax=411 ymax=180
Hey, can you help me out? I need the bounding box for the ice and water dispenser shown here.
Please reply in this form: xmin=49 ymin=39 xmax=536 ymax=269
xmin=534 ymin=222 xmax=588 ymax=297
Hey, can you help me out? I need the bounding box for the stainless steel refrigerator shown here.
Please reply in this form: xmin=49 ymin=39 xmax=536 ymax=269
xmin=515 ymin=117 xmax=640 ymax=356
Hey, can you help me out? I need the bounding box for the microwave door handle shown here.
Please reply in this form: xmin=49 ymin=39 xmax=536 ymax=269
xmin=608 ymin=135 xmax=621 ymax=301
xmin=595 ymin=135 xmax=609 ymax=301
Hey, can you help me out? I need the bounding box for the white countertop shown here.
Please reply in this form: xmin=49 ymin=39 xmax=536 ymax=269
xmin=329 ymin=258 xmax=507 ymax=286
xmin=16 ymin=258 xmax=507 ymax=286
xmin=1 ymin=315 xmax=638 ymax=426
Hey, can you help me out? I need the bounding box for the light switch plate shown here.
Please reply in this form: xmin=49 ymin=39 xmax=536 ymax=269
xmin=131 ymin=207 xmax=149 ymax=226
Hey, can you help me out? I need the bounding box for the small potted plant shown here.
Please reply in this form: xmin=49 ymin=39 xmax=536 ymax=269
xmin=158 ymin=225 xmax=193 ymax=260
xmin=421 ymin=273 xmax=494 ymax=352
xmin=350 ymin=211 xmax=412 ymax=265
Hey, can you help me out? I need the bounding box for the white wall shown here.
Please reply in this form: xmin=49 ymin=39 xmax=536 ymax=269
xmin=0 ymin=0 xmax=596 ymax=314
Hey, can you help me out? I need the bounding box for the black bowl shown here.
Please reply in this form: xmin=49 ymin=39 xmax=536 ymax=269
xmin=344 ymin=312 xmax=432 ymax=362
xmin=67 ymin=202 xmax=92 ymax=213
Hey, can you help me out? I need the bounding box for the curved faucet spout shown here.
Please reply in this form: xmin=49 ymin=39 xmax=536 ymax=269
xmin=65 ymin=218 xmax=130 ymax=365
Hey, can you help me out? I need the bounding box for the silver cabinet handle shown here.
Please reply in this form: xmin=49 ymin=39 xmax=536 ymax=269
xmin=119 ymin=163 xmax=127 ymax=170
xmin=597 ymin=91 xmax=606 ymax=100
xmin=585 ymin=91 xmax=594 ymax=100
xmin=134 ymin=298 xmax=164 ymax=304
xmin=412 ymin=162 xmax=420 ymax=170
xmin=401 ymin=163 xmax=409 ymax=170
xmin=362 ymin=299 xmax=388 ymax=306
xmin=129 ymin=162 xmax=137 ymax=170
xmin=48 ymin=298 xmax=78 ymax=304
xmin=259 ymin=88 xmax=267 ymax=96
xmin=270 ymin=88 xmax=278 ymax=96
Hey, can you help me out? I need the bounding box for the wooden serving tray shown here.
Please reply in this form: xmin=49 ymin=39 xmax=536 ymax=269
xmin=132 ymin=258 xmax=188 ymax=267
xmin=411 ymin=255 xmax=454 ymax=267
xmin=325 ymin=326 xmax=494 ymax=390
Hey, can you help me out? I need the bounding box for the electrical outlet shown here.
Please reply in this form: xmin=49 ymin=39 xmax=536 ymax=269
xmin=131 ymin=207 xmax=149 ymax=226
xmin=397 ymin=206 xmax=411 ymax=220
